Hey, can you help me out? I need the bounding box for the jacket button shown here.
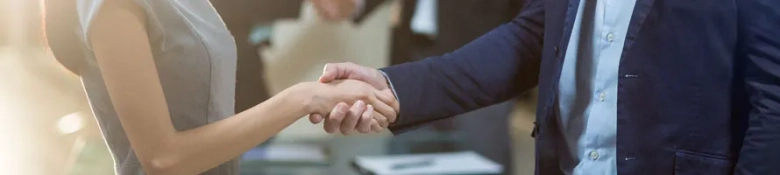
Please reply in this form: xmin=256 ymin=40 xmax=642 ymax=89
xmin=554 ymin=46 xmax=560 ymax=56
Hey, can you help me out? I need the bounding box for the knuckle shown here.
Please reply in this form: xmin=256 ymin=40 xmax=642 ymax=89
xmin=330 ymin=114 xmax=343 ymax=122
xmin=361 ymin=115 xmax=372 ymax=122
xmin=357 ymin=95 xmax=370 ymax=101
xmin=334 ymin=106 xmax=348 ymax=115
xmin=339 ymin=103 xmax=352 ymax=111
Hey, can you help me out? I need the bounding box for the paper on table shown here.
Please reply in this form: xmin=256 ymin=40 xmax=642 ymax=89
xmin=354 ymin=151 xmax=503 ymax=175
xmin=242 ymin=144 xmax=327 ymax=163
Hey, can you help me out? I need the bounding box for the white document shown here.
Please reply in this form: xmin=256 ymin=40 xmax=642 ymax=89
xmin=354 ymin=151 xmax=503 ymax=175
xmin=242 ymin=144 xmax=327 ymax=163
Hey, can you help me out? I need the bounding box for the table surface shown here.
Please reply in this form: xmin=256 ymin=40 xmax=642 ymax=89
xmin=240 ymin=135 xmax=391 ymax=175
xmin=240 ymin=132 xmax=509 ymax=175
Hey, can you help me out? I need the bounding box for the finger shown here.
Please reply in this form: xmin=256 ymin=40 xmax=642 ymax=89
xmin=357 ymin=105 xmax=374 ymax=133
xmin=319 ymin=63 xmax=341 ymax=83
xmin=341 ymin=100 xmax=366 ymax=135
xmin=374 ymin=89 xmax=398 ymax=106
xmin=371 ymin=108 xmax=390 ymax=128
xmin=325 ymin=102 xmax=350 ymax=133
xmin=370 ymin=118 xmax=384 ymax=133
xmin=369 ymin=96 xmax=397 ymax=122
xmin=309 ymin=114 xmax=324 ymax=124
xmin=319 ymin=62 xmax=359 ymax=83
xmin=374 ymin=89 xmax=399 ymax=123
xmin=323 ymin=118 xmax=332 ymax=134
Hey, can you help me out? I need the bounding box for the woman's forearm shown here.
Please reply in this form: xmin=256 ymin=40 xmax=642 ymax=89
xmin=148 ymin=90 xmax=307 ymax=175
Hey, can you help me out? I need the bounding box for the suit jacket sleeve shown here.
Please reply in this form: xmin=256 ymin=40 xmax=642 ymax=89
xmin=734 ymin=0 xmax=780 ymax=174
xmin=352 ymin=0 xmax=387 ymax=24
xmin=380 ymin=0 xmax=545 ymax=134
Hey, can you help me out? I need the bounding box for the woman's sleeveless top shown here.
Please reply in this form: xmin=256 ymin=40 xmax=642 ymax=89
xmin=76 ymin=0 xmax=238 ymax=174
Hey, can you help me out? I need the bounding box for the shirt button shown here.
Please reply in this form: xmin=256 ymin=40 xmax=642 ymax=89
xmin=598 ymin=92 xmax=606 ymax=101
xmin=607 ymin=33 xmax=615 ymax=42
xmin=589 ymin=151 xmax=600 ymax=160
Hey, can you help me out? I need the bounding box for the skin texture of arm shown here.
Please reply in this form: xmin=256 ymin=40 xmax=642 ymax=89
xmin=87 ymin=0 xmax=395 ymax=174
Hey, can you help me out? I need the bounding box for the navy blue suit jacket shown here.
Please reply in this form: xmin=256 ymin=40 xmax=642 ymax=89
xmin=381 ymin=0 xmax=780 ymax=174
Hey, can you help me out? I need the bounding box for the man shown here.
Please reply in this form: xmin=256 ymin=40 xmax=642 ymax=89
xmin=313 ymin=0 xmax=780 ymax=174
xmin=314 ymin=0 xmax=525 ymax=170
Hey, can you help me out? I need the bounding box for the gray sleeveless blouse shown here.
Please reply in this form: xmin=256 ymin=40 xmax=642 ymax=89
xmin=76 ymin=0 xmax=238 ymax=174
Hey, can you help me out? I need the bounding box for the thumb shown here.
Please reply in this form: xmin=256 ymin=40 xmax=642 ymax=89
xmin=309 ymin=114 xmax=324 ymax=124
xmin=319 ymin=63 xmax=338 ymax=83
xmin=319 ymin=62 xmax=354 ymax=83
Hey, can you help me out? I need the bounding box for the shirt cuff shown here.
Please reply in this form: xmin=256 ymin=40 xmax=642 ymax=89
xmin=379 ymin=70 xmax=400 ymax=121
xmin=379 ymin=70 xmax=400 ymax=103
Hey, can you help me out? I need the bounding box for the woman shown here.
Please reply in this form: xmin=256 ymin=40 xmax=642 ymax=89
xmin=42 ymin=0 xmax=397 ymax=174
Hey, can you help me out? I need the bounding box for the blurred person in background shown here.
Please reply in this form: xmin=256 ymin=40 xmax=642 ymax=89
xmin=210 ymin=0 xmax=302 ymax=114
xmin=210 ymin=0 xmax=303 ymax=149
xmin=42 ymin=0 xmax=397 ymax=174
xmin=311 ymin=0 xmax=525 ymax=171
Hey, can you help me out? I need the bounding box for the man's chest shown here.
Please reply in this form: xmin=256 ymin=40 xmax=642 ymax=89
xmin=537 ymin=0 xmax=739 ymax=88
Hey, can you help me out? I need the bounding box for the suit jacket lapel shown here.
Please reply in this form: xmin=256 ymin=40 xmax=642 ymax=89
xmin=552 ymin=0 xmax=582 ymax=93
xmin=621 ymin=0 xmax=657 ymax=61
xmin=558 ymin=0 xmax=582 ymax=61
xmin=549 ymin=0 xmax=582 ymax=128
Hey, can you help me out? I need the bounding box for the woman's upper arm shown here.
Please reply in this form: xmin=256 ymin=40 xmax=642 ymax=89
xmin=87 ymin=0 xmax=177 ymax=167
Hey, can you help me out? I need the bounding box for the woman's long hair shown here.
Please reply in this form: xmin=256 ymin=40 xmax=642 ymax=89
xmin=42 ymin=0 xmax=86 ymax=75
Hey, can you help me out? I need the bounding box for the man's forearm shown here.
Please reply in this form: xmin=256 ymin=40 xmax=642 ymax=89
xmin=380 ymin=0 xmax=546 ymax=133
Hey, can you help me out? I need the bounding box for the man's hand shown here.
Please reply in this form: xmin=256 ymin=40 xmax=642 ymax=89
xmin=309 ymin=62 xmax=399 ymax=134
xmin=311 ymin=0 xmax=361 ymax=21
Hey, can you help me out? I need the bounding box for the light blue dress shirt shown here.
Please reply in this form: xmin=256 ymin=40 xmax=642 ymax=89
xmin=557 ymin=0 xmax=637 ymax=174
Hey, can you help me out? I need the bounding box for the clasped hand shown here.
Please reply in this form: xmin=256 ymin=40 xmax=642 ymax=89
xmin=306 ymin=62 xmax=400 ymax=135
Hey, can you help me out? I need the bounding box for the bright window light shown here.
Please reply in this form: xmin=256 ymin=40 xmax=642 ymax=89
xmin=58 ymin=113 xmax=84 ymax=135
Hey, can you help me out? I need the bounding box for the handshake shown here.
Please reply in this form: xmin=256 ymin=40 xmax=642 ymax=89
xmin=283 ymin=62 xmax=400 ymax=135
